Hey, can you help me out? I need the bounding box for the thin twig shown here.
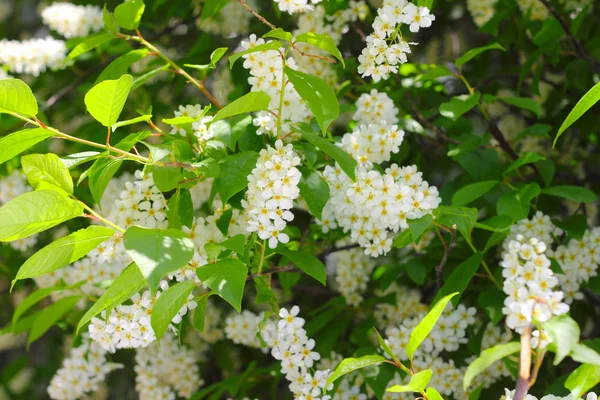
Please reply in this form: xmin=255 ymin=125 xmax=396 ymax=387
xmin=514 ymin=326 xmax=532 ymax=400
xmin=436 ymin=227 xmax=456 ymax=290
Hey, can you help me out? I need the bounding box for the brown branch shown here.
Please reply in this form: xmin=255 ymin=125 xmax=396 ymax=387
xmin=514 ymin=326 xmax=532 ymax=400
xmin=404 ymin=93 xmax=460 ymax=145
xmin=436 ymin=227 xmax=456 ymax=290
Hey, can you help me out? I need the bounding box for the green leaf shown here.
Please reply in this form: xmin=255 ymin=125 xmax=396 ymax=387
xmin=298 ymin=168 xmax=330 ymax=220
xmin=407 ymin=292 xmax=458 ymax=357
xmin=452 ymin=181 xmax=498 ymax=207
xmin=504 ymin=152 xmax=546 ymax=175
xmin=112 ymin=114 xmax=152 ymax=131
xmin=478 ymin=287 xmax=505 ymax=325
xmin=0 ymin=79 xmax=39 ymax=116
xmin=114 ymin=0 xmax=145 ymax=30
xmin=184 ymin=47 xmax=228 ymax=77
xmin=88 ymin=157 xmax=123 ymax=207
xmin=200 ymin=0 xmax=229 ymax=19
xmin=386 ymin=369 xmax=432 ymax=393
xmin=84 ymin=74 xmax=133 ymax=128
xmin=0 ymin=128 xmax=53 ymax=166
xmin=439 ymin=92 xmax=481 ymax=121
xmin=326 ymin=355 xmax=387 ymax=386
xmin=542 ymin=185 xmax=596 ymax=203
xmin=166 ymin=189 xmax=194 ymax=229
xmin=12 ymin=284 xmax=66 ymax=326
xmin=406 ymin=258 xmax=427 ymax=285
xmin=103 ymin=4 xmax=118 ymax=33
xmin=570 ymin=343 xmax=600 ymax=367
xmin=254 ymin=275 xmax=275 ymax=304
xmin=435 ymin=206 xmax=478 ymax=245
xmin=285 ymin=66 xmax=339 ymax=134
xmin=195 ymin=258 xmax=248 ymax=312
xmin=298 ymin=126 xmax=357 ymax=180
xmin=426 ymin=387 xmax=444 ymax=400
xmin=544 ymin=315 xmax=580 ymax=365
xmin=498 ymin=96 xmax=541 ymax=118
xmin=132 ymin=64 xmax=169 ymax=90
xmin=28 ymin=295 xmax=81 ymax=346
xmin=66 ymin=33 xmax=115 ymax=61
xmin=97 ymin=49 xmax=149 ymax=84
xmin=565 ymin=364 xmax=600 ymax=399
xmin=123 ymin=226 xmax=195 ymax=293
xmin=229 ymin=41 xmax=283 ymax=68
xmin=374 ymin=327 xmax=399 ymax=363
xmin=77 ymin=263 xmax=146 ymax=333
xmin=211 ymin=115 xmax=252 ymax=151
xmin=555 ymin=81 xmax=600 ymax=146
xmin=215 ymin=234 xmax=246 ymax=255
xmin=152 ymin=166 xmax=182 ymax=192
xmin=475 ymin=215 xmax=513 ymax=232
xmin=295 ymin=32 xmax=345 ymax=67
xmin=553 ymin=214 xmax=588 ymax=241
xmin=214 ymin=151 xmax=259 ymax=205
xmin=21 ymin=153 xmax=73 ymax=194
xmin=463 ymin=342 xmax=520 ymax=390
xmin=13 ymin=226 xmax=113 ymax=284
xmin=61 ymin=151 xmax=101 ymax=169
xmin=497 ymin=183 xmax=540 ymax=220
xmin=0 ymin=190 xmax=83 ymax=242
xmin=211 ymin=91 xmax=271 ymax=123
xmin=151 ymin=280 xmax=195 ymax=342
xmin=192 ymin=294 xmax=212 ymax=332
xmin=455 ymin=43 xmax=506 ymax=68
xmin=276 ymin=247 xmax=326 ymax=286
xmin=392 ymin=229 xmax=413 ymax=248
xmin=264 ymin=28 xmax=292 ymax=41
xmin=433 ymin=253 xmax=482 ymax=307
xmin=408 ymin=214 xmax=434 ymax=242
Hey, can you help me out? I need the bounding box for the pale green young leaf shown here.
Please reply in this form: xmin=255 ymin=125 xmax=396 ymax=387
xmin=132 ymin=64 xmax=169 ymax=90
xmin=407 ymin=292 xmax=458 ymax=357
xmin=61 ymin=152 xmax=102 ymax=169
xmin=298 ymin=126 xmax=356 ymax=180
xmin=229 ymin=41 xmax=283 ymax=68
xmin=298 ymin=168 xmax=330 ymax=220
xmin=374 ymin=327 xmax=399 ymax=363
xmin=276 ymin=248 xmax=326 ymax=286
xmin=455 ymin=43 xmax=506 ymax=68
xmin=112 ymin=114 xmax=152 ymax=131
xmin=97 ymin=49 xmax=150 ymax=84
xmin=264 ymin=28 xmax=292 ymax=41
xmin=439 ymin=92 xmax=481 ymax=121
xmin=67 ymin=33 xmax=115 ymax=61
xmin=123 ymin=226 xmax=195 ymax=293
xmin=77 ymin=263 xmax=146 ymax=333
xmin=84 ymin=74 xmax=133 ymax=127
xmin=211 ymin=91 xmax=271 ymax=123
xmin=544 ymin=315 xmax=581 ymax=365
xmin=0 ymin=79 xmax=39 ymax=116
xmin=295 ymin=32 xmax=345 ymax=67
xmin=554 ymin=81 xmax=600 ymax=147
xmin=463 ymin=342 xmax=520 ymax=390
xmin=103 ymin=4 xmax=118 ymax=32
xmin=0 ymin=128 xmax=53 ymax=165
xmin=570 ymin=343 xmax=600 ymax=367
xmin=214 ymin=151 xmax=259 ymax=204
xmin=386 ymin=369 xmax=432 ymax=393
xmin=327 ymin=355 xmax=387 ymax=386
xmin=0 ymin=190 xmax=83 ymax=242
xmin=151 ymin=280 xmax=195 ymax=342
xmin=451 ymin=181 xmax=498 ymax=206
xmin=195 ymin=258 xmax=248 ymax=312
xmin=184 ymin=47 xmax=228 ymax=75
xmin=426 ymin=387 xmax=444 ymax=400
xmin=565 ymin=364 xmax=600 ymax=399
xmin=89 ymin=157 xmax=123 ymax=208
xmin=21 ymin=153 xmax=73 ymax=194
xmin=212 ymin=115 xmax=252 ymax=151
xmin=28 ymin=295 xmax=81 ymax=346
xmin=115 ymin=0 xmax=145 ymax=30
xmin=284 ymin=66 xmax=339 ymax=134
xmin=12 ymin=285 xmax=66 ymax=327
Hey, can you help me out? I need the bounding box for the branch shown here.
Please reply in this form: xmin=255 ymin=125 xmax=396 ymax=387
xmin=514 ymin=326 xmax=532 ymax=400
xmin=317 ymin=243 xmax=361 ymax=261
xmin=436 ymin=227 xmax=456 ymax=290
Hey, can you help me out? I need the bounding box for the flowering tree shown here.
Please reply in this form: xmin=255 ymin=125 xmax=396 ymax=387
xmin=1 ymin=0 xmax=600 ymax=399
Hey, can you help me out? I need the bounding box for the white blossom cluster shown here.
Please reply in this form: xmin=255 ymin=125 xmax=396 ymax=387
xmin=274 ymin=0 xmax=323 ymax=14
xmin=0 ymin=68 xmax=11 ymax=79
xmin=501 ymin=237 xmax=569 ymax=333
xmin=261 ymin=306 xmax=333 ymax=399
xmin=501 ymin=389 xmax=598 ymax=400
xmin=326 ymin=245 xmax=376 ymax=305
xmin=549 ymin=227 xmax=600 ymax=303
xmin=0 ymin=171 xmax=37 ymax=251
xmin=320 ymin=164 xmax=441 ymax=256
xmin=516 ymin=0 xmax=549 ymax=20
xmin=168 ymin=104 xmax=216 ymax=142
xmin=41 ymin=2 xmax=103 ymax=38
xmin=240 ymin=35 xmax=310 ymax=137
xmin=89 ymin=281 xmax=197 ymax=352
xmin=319 ymin=352 xmax=369 ymax=399
xmin=353 ymin=89 xmax=399 ymax=125
xmin=384 ymin=303 xmax=476 ymax=359
xmin=212 ymin=66 xmax=235 ymax=104
xmin=243 ymin=140 xmax=301 ymax=249
xmin=0 ymin=37 xmax=68 ymax=76
xmin=559 ymin=0 xmax=594 ymax=12
xmin=47 ymin=335 xmax=122 ymax=400
xmin=225 ymin=310 xmax=264 ymax=349
xmin=197 ymin=0 xmax=256 ymax=36
xmin=466 ymin=0 xmax=499 ymax=27
xmin=358 ymin=0 xmax=435 ymax=81
xmin=135 ymin=333 xmax=204 ymax=399
xmin=374 ymin=284 xmax=428 ymax=329
xmin=503 ymin=211 xmax=560 ymax=252
xmin=468 ymin=324 xmax=512 ymax=390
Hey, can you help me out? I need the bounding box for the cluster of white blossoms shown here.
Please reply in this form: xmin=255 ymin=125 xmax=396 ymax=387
xmin=240 ymin=35 xmax=310 ymax=137
xmin=374 ymin=284 xmax=428 ymax=328
xmin=197 ymin=0 xmax=256 ymax=36
xmin=0 ymin=171 xmax=37 ymax=251
xmin=353 ymin=89 xmax=399 ymax=125
xmin=212 ymin=66 xmax=235 ymax=105
xmin=501 ymin=389 xmax=598 ymax=400
xmin=501 ymin=237 xmax=569 ymax=333
xmin=516 ymin=0 xmax=549 ymax=20
xmin=89 ymin=281 xmax=197 ymax=352
xmin=168 ymin=104 xmax=216 ymax=142
xmin=261 ymin=306 xmax=334 ymax=399
xmin=319 ymin=352 xmax=369 ymax=399
xmin=225 ymin=310 xmax=264 ymax=349
xmin=549 ymin=227 xmax=600 ymax=303
xmin=47 ymin=335 xmax=122 ymax=400
xmin=384 ymin=303 xmax=476 ymax=359
xmin=274 ymin=0 xmax=323 ymax=14
xmin=326 ymin=245 xmax=376 ymax=306
xmin=243 ymin=140 xmax=301 ymax=249
xmin=321 ymin=163 xmax=441 ymax=256
xmin=135 ymin=333 xmax=203 ymax=399
xmin=41 ymin=2 xmax=103 ymax=38
xmin=559 ymin=0 xmax=594 ymax=12
xmin=358 ymin=0 xmax=435 ymax=81
xmin=0 ymin=68 xmax=11 ymax=79
xmin=340 ymin=122 xmax=404 ymax=165
xmin=468 ymin=324 xmax=512 ymax=390
xmin=0 ymin=37 xmax=68 ymax=76
xmin=503 ymin=211 xmax=560 ymax=252
xmin=466 ymin=0 xmax=499 ymax=27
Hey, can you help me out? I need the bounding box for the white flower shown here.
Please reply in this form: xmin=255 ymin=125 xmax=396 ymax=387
xmin=41 ymin=2 xmax=103 ymax=38
xmin=0 ymin=37 xmax=69 ymax=76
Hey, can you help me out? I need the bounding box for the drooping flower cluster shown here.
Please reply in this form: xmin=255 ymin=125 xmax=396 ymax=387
xmin=358 ymin=0 xmax=435 ymax=81
xmin=321 ymin=164 xmax=441 ymax=256
xmin=240 ymin=35 xmax=310 ymax=137
xmin=501 ymin=389 xmax=598 ymax=400
xmin=89 ymin=281 xmax=197 ymax=352
xmin=274 ymin=0 xmax=323 ymax=14
xmin=135 ymin=333 xmax=204 ymax=399
xmin=225 ymin=310 xmax=264 ymax=349
xmin=466 ymin=0 xmax=499 ymax=27
xmin=47 ymin=335 xmax=122 ymax=400
xmin=41 ymin=2 xmax=103 ymax=38
xmin=243 ymin=140 xmax=302 ymax=249
xmin=0 ymin=37 xmax=68 ymax=76
xmin=353 ymin=89 xmax=399 ymax=125
xmin=326 ymin=245 xmax=376 ymax=305
xmin=261 ymin=306 xmax=333 ymax=399
xmin=197 ymin=0 xmax=256 ymax=36
xmin=501 ymin=237 xmax=569 ymax=333
xmin=503 ymin=211 xmax=559 ymax=252
xmin=384 ymin=303 xmax=477 ymax=359
xmin=516 ymin=0 xmax=549 ymax=20
xmin=168 ymin=104 xmax=216 ymax=142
